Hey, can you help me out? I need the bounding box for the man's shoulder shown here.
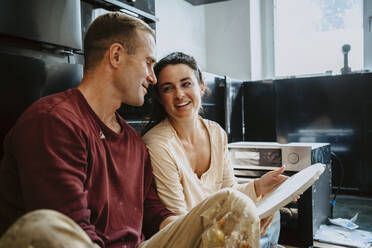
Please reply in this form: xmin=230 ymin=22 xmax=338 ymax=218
xmin=26 ymin=89 xmax=78 ymax=115
xmin=6 ymin=89 xmax=91 ymax=148
xmin=17 ymin=89 xmax=85 ymax=128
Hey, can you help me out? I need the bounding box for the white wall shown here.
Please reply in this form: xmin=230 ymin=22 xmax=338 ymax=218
xmin=204 ymin=0 xmax=251 ymax=80
xmin=249 ymin=0 xmax=275 ymax=80
xmin=155 ymin=0 xmax=207 ymax=69
xmin=155 ymin=0 xmax=253 ymax=80
xmin=249 ymin=0 xmax=262 ymax=81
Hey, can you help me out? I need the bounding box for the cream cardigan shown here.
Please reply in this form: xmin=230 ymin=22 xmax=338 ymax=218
xmin=143 ymin=118 xmax=259 ymax=215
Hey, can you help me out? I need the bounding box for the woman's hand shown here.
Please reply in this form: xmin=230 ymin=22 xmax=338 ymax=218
xmin=254 ymin=166 xmax=288 ymax=197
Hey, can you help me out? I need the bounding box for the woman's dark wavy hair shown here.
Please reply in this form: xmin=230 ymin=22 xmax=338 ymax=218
xmin=141 ymin=52 xmax=203 ymax=135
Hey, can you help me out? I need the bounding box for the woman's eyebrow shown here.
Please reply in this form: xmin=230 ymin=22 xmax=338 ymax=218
xmin=159 ymin=82 xmax=173 ymax=87
xmin=180 ymin=77 xmax=191 ymax=81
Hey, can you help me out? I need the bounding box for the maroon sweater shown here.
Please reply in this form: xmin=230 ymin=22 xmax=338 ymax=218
xmin=0 ymin=89 xmax=174 ymax=247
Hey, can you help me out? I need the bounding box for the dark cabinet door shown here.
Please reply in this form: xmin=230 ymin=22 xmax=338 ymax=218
xmin=0 ymin=0 xmax=82 ymax=50
xmin=0 ymin=51 xmax=83 ymax=159
xmin=243 ymin=81 xmax=276 ymax=142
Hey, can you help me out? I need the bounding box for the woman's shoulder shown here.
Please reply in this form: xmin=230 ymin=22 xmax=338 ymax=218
xmin=203 ymin=118 xmax=226 ymax=137
xmin=143 ymin=119 xmax=174 ymax=145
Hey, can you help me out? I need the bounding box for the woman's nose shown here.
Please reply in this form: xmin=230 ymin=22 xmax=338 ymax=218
xmin=175 ymin=88 xmax=184 ymax=99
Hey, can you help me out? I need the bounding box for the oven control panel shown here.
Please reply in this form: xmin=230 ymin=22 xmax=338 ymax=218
xmin=228 ymin=142 xmax=329 ymax=172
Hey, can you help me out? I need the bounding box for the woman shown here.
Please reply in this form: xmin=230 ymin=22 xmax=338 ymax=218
xmin=142 ymin=52 xmax=286 ymax=247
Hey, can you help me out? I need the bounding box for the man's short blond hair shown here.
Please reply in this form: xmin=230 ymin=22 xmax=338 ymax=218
xmin=83 ymin=12 xmax=155 ymax=73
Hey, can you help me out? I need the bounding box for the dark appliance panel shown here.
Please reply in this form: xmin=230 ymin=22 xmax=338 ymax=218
xmin=118 ymin=0 xmax=155 ymax=15
xmin=243 ymin=81 xmax=276 ymax=142
xmin=225 ymin=77 xmax=244 ymax=142
xmin=116 ymin=92 xmax=153 ymax=133
xmin=0 ymin=0 xmax=82 ymax=50
xmin=81 ymin=0 xmax=157 ymax=26
xmin=275 ymin=73 xmax=372 ymax=194
xmin=360 ymin=73 xmax=372 ymax=194
xmin=200 ymin=72 xmax=226 ymax=129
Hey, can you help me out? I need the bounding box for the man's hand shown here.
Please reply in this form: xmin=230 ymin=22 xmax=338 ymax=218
xmin=260 ymin=214 xmax=274 ymax=235
xmin=254 ymin=165 xmax=287 ymax=197
xmin=159 ymin=215 xmax=178 ymax=230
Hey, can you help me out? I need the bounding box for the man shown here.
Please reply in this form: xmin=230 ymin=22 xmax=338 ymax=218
xmin=0 ymin=13 xmax=262 ymax=248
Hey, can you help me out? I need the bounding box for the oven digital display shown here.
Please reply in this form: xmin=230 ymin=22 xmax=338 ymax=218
xmin=259 ymin=149 xmax=282 ymax=167
xmin=231 ymin=148 xmax=282 ymax=167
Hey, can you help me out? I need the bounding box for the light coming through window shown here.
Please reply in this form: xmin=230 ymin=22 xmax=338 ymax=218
xmin=274 ymin=0 xmax=363 ymax=77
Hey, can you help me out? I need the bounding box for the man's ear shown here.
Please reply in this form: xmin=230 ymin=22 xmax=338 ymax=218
xmin=108 ymin=43 xmax=125 ymax=69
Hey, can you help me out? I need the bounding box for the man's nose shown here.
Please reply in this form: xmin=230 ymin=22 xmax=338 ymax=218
xmin=147 ymin=68 xmax=157 ymax=85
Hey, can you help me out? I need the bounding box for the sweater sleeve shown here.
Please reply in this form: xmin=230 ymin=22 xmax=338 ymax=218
xmin=146 ymin=143 xmax=189 ymax=215
xmin=12 ymin=112 xmax=104 ymax=247
xmin=142 ymin=152 xmax=176 ymax=239
xmin=220 ymin=127 xmax=260 ymax=204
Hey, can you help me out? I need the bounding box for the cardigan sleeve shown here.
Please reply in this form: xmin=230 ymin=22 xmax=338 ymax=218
xmin=142 ymin=153 xmax=176 ymax=238
xmin=146 ymin=144 xmax=188 ymax=215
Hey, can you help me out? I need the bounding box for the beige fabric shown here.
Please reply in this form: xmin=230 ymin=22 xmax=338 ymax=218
xmin=140 ymin=188 xmax=260 ymax=248
xmin=143 ymin=117 xmax=259 ymax=215
xmin=0 ymin=189 xmax=260 ymax=248
xmin=0 ymin=209 xmax=99 ymax=248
